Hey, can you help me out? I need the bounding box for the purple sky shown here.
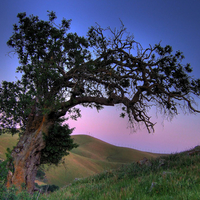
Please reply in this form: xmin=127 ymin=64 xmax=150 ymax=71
xmin=0 ymin=0 xmax=200 ymax=153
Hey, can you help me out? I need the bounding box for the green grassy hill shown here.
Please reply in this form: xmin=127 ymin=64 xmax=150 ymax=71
xmin=0 ymin=134 xmax=163 ymax=187
xmin=41 ymin=146 xmax=200 ymax=200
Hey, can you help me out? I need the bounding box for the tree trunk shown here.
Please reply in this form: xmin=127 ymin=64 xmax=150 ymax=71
xmin=6 ymin=116 xmax=51 ymax=193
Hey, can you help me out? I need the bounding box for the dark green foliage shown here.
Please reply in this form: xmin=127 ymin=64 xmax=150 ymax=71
xmin=40 ymin=184 xmax=60 ymax=193
xmin=0 ymin=10 xmax=90 ymax=133
xmin=0 ymin=147 xmax=15 ymax=184
xmin=36 ymin=169 xmax=46 ymax=180
xmin=0 ymin=148 xmax=15 ymax=198
xmin=34 ymin=182 xmax=59 ymax=194
xmin=0 ymin=184 xmax=39 ymax=200
xmin=5 ymin=148 xmax=14 ymax=171
xmin=0 ymin=160 xmax=8 ymax=183
xmin=40 ymin=120 xmax=78 ymax=165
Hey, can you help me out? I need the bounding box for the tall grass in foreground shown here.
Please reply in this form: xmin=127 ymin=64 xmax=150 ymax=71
xmin=39 ymin=149 xmax=200 ymax=200
xmin=1 ymin=148 xmax=200 ymax=199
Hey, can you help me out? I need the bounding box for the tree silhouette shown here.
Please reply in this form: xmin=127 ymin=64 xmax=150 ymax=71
xmin=0 ymin=11 xmax=200 ymax=192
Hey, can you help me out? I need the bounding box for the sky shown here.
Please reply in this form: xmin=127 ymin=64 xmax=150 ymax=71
xmin=0 ymin=0 xmax=200 ymax=153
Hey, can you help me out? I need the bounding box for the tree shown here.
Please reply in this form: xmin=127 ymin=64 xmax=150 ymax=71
xmin=1 ymin=11 xmax=200 ymax=193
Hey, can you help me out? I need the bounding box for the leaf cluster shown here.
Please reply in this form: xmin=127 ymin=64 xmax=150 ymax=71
xmin=1 ymin=11 xmax=200 ymax=135
xmin=40 ymin=120 xmax=78 ymax=165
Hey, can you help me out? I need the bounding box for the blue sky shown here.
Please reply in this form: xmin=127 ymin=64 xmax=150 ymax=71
xmin=0 ymin=0 xmax=200 ymax=153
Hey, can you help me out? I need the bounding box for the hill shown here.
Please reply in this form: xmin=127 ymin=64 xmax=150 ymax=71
xmin=71 ymin=135 xmax=161 ymax=162
xmin=0 ymin=134 xmax=163 ymax=187
xmin=44 ymin=135 xmax=163 ymax=186
xmin=41 ymin=146 xmax=200 ymax=200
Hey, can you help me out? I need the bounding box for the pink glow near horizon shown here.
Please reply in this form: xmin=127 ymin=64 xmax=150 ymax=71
xmin=68 ymin=105 xmax=200 ymax=154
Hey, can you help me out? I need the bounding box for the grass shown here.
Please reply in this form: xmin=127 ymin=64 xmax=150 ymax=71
xmin=0 ymin=134 xmax=199 ymax=199
xmin=39 ymin=148 xmax=200 ymax=200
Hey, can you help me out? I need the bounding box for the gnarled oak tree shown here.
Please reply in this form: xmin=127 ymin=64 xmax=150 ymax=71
xmin=1 ymin=11 xmax=200 ymax=193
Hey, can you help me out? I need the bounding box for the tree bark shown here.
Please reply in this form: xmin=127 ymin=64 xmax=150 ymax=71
xmin=6 ymin=116 xmax=51 ymax=193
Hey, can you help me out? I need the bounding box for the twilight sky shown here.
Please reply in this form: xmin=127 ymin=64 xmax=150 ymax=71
xmin=0 ymin=0 xmax=200 ymax=153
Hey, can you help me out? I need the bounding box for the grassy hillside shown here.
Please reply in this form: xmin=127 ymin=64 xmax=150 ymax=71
xmin=71 ymin=135 xmax=161 ymax=162
xmin=40 ymin=146 xmax=200 ymax=200
xmin=0 ymin=134 xmax=18 ymax=160
xmin=1 ymin=138 xmax=199 ymax=199
xmin=0 ymin=134 xmax=163 ymax=187
xmin=41 ymin=135 xmax=164 ymax=187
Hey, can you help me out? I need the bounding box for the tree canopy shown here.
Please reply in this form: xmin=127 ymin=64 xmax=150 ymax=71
xmin=1 ymin=11 xmax=200 ymax=134
xmin=0 ymin=11 xmax=200 ymax=192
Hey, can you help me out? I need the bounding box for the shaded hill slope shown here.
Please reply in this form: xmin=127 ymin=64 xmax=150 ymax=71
xmin=71 ymin=134 xmax=161 ymax=162
xmin=0 ymin=134 xmax=164 ymax=187
xmin=41 ymin=135 xmax=165 ymax=187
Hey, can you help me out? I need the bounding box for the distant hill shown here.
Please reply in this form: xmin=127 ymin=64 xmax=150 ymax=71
xmin=0 ymin=134 xmax=164 ymax=187
xmin=72 ymin=135 xmax=162 ymax=162
xmin=44 ymin=135 xmax=164 ymax=186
